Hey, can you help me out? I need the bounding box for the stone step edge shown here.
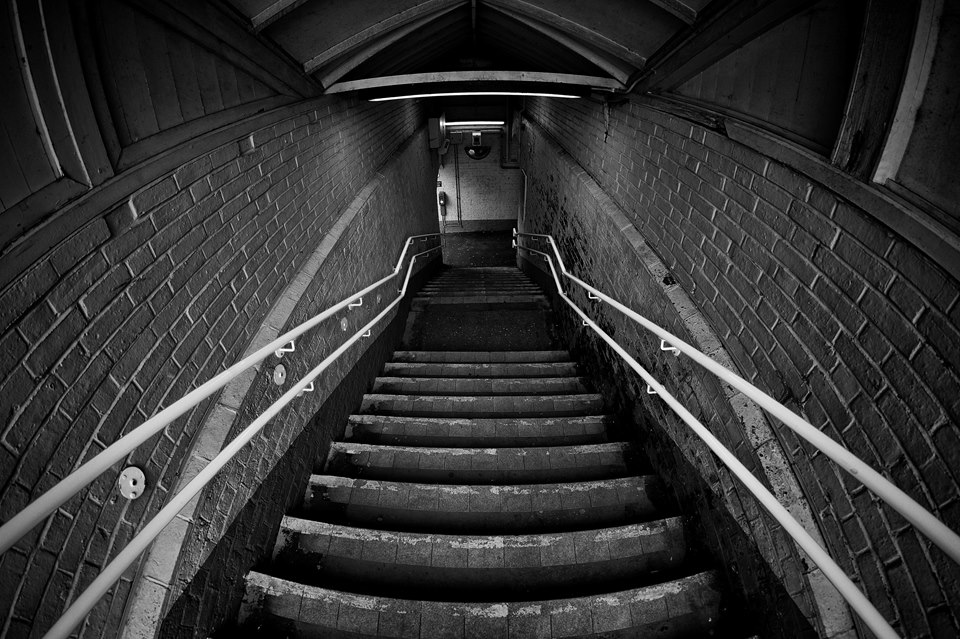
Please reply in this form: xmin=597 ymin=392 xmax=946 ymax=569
xmin=239 ymin=570 xmax=722 ymax=635
xmin=391 ymin=350 xmax=571 ymax=363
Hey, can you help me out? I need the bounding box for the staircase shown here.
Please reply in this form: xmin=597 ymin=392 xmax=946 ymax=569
xmin=239 ymin=266 xmax=726 ymax=637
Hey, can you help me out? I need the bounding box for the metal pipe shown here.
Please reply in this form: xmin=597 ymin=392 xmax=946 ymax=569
xmin=516 ymin=233 xmax=960 ymax=566
xmin=523 ymin=245 xmax=899 ymax=639
xmin=0 ymin=234 xmax=440 ymax=555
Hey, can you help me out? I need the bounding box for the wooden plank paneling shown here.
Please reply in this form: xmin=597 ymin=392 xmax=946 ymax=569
xmin=167 ymin=31 xmax=205 ymax=122
xmin=102 ymin=0 xmax=160 ymax=144
xmin=671 ymin=0 xmax=862 ymax=151
xmin=0 ymin=6 xmax=58 ymax=202
xmin=136 ymin=9 xmax=184 ymax=132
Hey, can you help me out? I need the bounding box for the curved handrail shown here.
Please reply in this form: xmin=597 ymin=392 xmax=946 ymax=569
xmin=516 ymin=231 xmax=960 ymax=565
xmin=42 ymin=237 xmax=439 ymax=639
xmin=0 ymin=233 xmax=439 ymax=556
xmin=514 ymin=231 xmax=955 ymax=639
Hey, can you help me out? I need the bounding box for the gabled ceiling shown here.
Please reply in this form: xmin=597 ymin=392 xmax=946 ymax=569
xmin=222 ymin=0 xmax=815 ymax=99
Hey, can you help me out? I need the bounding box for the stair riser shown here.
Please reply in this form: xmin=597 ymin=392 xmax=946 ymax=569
xmin=410 ymin=297 xmax=548 ymax=310
xmin=325 ymin=448 xmax=633 ymax=484
xmin=343 ymin=415 xmax=611 ymax=447
xmin=391 ymin=351 xmax=571 ymax=363
xmin=382 ymin=362 xmax=578 ymax=377
xmin=273 ymin=551 xmax=686 ymax=597
xmin=301 ymin=477 xmax=664 ymax=535
xmin=359 ymin=394 xmax=605 ymax=418
xmin=371 ymin=377 xmax=589 ymax=396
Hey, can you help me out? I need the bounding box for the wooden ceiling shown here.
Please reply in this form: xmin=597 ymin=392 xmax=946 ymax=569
xmin=222 ymin=0 xmax=815 ymax=98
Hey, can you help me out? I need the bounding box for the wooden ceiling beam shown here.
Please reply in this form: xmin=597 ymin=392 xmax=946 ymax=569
xmin=485 ymin=4 xmax=636 ymax=83
xmin=482 ymin=0 xmax=647 ymax=67
xmin=325 ymin=70 xmax=624 ymax=94
xmin=633 ymin=0 xmax=818 ymax=93
xmin=314 ymin=4 xmax=464 ymax=86
xmin=250 ymin=0 xmax=308 ymax=32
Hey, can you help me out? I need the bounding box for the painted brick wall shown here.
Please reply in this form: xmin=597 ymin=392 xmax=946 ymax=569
xmin=0 ymin=95 xmax=429 ymax=638
xmin=154 ymin=127 xmax=439 ymax=637
xmin=520 ymin=119 xmax=824 ymax=639
xmin=439 ymin=134 xmax=522 ymax=232
xmin=522 ymin=97 xmax=960 ymax=638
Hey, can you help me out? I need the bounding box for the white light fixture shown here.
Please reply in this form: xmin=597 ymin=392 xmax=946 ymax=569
xmin=444 ymin=120 xmax=505 ymax=127
xmin=370 ymin=91 xmax=581 ymax=102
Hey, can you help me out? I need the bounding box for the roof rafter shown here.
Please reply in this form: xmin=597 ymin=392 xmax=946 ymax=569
xmin=485 ymin=3 xmax=635 ymax=83
xmin=633 ymin=0 xmax=819 ymax=93
xmin=295 ymin=0 xmax=465 ymax=72
xmin=314 ymin=3 xmax=464 ymax=86
xmin=483 ymin=0 xmax=647 ymax=67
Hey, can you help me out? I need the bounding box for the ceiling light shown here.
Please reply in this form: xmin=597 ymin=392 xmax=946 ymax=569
xmin=370 ymin=91 xmax=581 ymax=102
xmin=444 ymin=120 xmax=505 ymax=127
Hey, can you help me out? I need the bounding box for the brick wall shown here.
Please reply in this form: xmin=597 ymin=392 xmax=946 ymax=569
xmin=0 ymin=94 xmax=431 ymax=638
xmin=439 ymin=134 xmax=523 ymax=233
xmin=153 ymin=126 xmax=439 ymax=637
xmin=521 ymin=97 xmax=960 ymax=638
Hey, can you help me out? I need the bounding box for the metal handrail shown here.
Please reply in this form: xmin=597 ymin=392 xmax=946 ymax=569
xmin=516 ymin=231 xmax=960 ymax=564
xmin=514 ymin=231 xmax=954 ymax=639
xmin=0 ymin=232 xmax=438 ymax=559
xmin=40 ymin=236 xmax=440 ymax=639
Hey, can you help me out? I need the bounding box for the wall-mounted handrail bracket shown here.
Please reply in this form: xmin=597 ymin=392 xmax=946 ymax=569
xmin=362 ymin=330 xmax=371 ymax=338
xmin=275 ymin=341 xmax=295 ymax=358
xmin=588 ymin=292 xmax=600 ymax=300
xmin=660 ymin=339 xmax=680 ymax=356
xmin=646 ymin=385 xmax=657 ymax=395
xmin=299 ymin=381 xmax=315 ymax=395
xmin=348 ymin=297 xmax=363 ymax=309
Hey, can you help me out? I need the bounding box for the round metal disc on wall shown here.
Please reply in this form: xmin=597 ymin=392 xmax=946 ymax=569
xmin=118 ymin=467 xmax=146 ymax=500
xmin=273 ymin=364 xmax=287 ymax=385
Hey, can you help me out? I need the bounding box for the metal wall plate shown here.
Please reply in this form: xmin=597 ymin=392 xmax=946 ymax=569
xmin=273 ymin=364 xmax=287 ymax=385
xmin=118 ymin=467 xmax=146 ymax=500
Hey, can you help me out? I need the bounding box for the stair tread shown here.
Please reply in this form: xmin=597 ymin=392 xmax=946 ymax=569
xmin=272 ymin=518 xmax=687 ymax=593
xmin=371 ymin=376 xmax=590 ymax=396
xmin=359 ymin=393 xmax=605 ymax=417
xmin=382 ymin=362 xmax=577 ymax=377
xmin=344 ymin=414 xmax=611 ymax=447
xmin=392 ymin=350 xmax=571 ymax=363
xmin=242 ymin=570 xmax=722 ymax=638
xmin=326 ymin=441 xmax=635 ymax=483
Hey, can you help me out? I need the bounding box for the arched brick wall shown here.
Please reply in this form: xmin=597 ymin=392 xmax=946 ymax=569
xmin=521 ymin=96 xmax=960 ymax=638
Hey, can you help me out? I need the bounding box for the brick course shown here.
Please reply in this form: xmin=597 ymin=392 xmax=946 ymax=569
xmin=522 ymin=96 xmax=959 ymax=638
xmin=0 ymin=95 xmax=431 ymax=638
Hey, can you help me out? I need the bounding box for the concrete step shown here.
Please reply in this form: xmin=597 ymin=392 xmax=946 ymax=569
xmin=417 ymin=288 xmax=542 ymax=296
xmin=241 ymin=570 xmax=723 ymax=638
xmin=358 ymin=393 xmax=604 ymax=417
xmin=391 ymin=350 xmax=571 ymax=363
xmin=324 ymin=442 xmax=635 ymax=483
xmin=411 ymin=294 xmax=548 ymax=309
xmin=301 ymin=476 xmax=667 ymax=534
xmin=272 ymin=518 xmax=687 ymax=594
xmin=343 ymin=415 xmax=611 ymax=447
xmin=421 ymin=284 xmax=541 ymax=291
xmin=422 ymin=281 xmax=539 ymax=287
xmin=370 ymin=376 xmax=590 ymax=396
xmin=382 ymin=361 xmax=577 ymax=378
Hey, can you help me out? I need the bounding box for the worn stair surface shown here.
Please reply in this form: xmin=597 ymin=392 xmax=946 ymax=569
xmin=240 ymin=266 xmax=728 ymax=637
